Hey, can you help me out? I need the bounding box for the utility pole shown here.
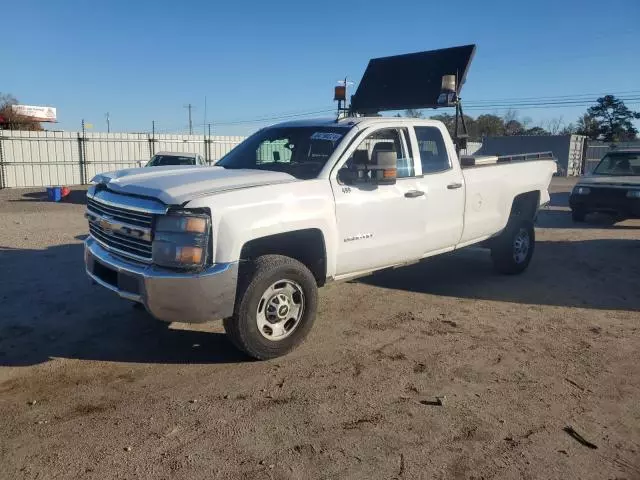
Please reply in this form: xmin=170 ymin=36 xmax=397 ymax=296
xmin=203 ymin=96 xmax=207 ymax=136
xmin=207 ymin=123 xmax=212 ymax=164
xmin=184 ymin=103 xmax=195 ymax=135
xmin=105 ymin=112 xmax=110 ymax=133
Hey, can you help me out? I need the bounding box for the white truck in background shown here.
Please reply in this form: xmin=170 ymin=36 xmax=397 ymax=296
xmin=85 ymin=115 xmax=556 ymax=359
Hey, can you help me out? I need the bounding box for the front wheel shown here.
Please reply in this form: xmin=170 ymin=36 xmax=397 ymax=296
xmin=223 ymin=255 xmax=318 ymax=360
xmin=491 ymin=220 xmax=535 ymax=275
xmin=571 ymin=208 xmax=586 ymax=222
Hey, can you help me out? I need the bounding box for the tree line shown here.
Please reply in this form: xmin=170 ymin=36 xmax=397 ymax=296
xmin=2 ymin=91 xmax=639 ymax=141
xmin=405 ymin=95 xmax=640 ymax=143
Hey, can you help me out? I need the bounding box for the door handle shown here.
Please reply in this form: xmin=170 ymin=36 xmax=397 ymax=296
xmin=447 ymin=182 xmax=463 ymax=190
xmin=404 ymin=190 xmax=425 ymax=198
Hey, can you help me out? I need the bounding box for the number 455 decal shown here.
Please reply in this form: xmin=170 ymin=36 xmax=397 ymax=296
xmin=341 ymin=187 xmax=352 ymax=194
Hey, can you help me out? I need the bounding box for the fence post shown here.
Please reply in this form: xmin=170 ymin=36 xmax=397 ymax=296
xmin=78 ymin=120 xmax=87 ymax=184
xmin=0 ymin=131 xmax=5 ymax=189
xmin=148 ymin=120 xmax=156 ymax=158
xmin=206 ymin=123 xmax=212 ymax=164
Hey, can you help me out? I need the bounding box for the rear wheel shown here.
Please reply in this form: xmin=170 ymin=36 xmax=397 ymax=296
xmin=223 ymin=255 xmax=318 ymax=360
xmin=491 ymin=220 xmax=535 ymax=275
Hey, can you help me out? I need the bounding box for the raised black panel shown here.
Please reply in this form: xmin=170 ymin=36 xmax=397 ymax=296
xmin=351 ymin=45 xmax=476 ymax=113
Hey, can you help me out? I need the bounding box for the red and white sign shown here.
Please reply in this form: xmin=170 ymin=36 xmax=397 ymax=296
xmin=11 ymin=105 xmax=57 ymax=122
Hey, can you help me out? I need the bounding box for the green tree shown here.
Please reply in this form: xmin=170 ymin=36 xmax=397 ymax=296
xmin=404 ymin=108 xmax=424 ymax=118
xmin=430 ymin=113 xmax=479 ymax=141
xmin=504 ymin=119 xmax=524 ymax=136
xmin=585 ymin=95 xmax=640 ymax=141
xmin=524 ymin=126 xmax=549 ymax=136
xmin=430 ymin=113 xmax=456 ymax=134
xmin=575 ymin=113 xmax=600 ymax=140
xmin=475 ymin=114 xmax=505 ymax=138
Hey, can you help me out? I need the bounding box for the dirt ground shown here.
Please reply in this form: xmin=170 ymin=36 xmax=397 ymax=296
xmin=0 ymin=179 xmax=639 ymax=480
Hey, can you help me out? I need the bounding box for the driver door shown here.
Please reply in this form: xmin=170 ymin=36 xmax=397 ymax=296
xmin=330 ymin=126 xmax=426 ymax=277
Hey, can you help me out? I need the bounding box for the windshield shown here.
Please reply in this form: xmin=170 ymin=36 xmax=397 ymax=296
xmin=147 ymin=155 xmax=196 ymax=167
xmin=592 ymin=152 xmax=640 ymax=176
xmin=216 ymin=126 xmax=349 ymax=179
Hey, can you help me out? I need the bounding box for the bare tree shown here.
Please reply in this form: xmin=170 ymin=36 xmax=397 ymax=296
xmin=545 ymin=117 xmax=564 ymax=135
xmin=0 ymin=93 xmax=44 ymax=131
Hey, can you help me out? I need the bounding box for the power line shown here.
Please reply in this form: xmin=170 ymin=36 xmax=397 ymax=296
xmin=192 ymin=108 xmax=336 ymax=128
xmin=463 ymin=89 xmax=640 ymax=105
xmin=149 ymin=91 xmax=640 ymax=134
xmin=466 ymin=95 xmax=640 ymax=106
xmin=464 ymin=98 xmax=640 ymax=111
xmin=464 ymin=102 xmax=640 ymax=112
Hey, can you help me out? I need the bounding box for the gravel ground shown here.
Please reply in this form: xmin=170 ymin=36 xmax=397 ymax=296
xmin=0 ymin=179 xmax=639 ymax=480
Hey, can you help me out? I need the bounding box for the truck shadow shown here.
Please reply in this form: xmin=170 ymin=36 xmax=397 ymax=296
xmin=0 ymin=242 xmax=249 ymax=367
xmin=1 ymin=237 xmax=638 ymax=367
xmin=357 ymin=238 xmax=640 ymax=312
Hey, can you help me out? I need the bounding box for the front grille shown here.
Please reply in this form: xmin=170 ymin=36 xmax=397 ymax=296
xmin=87 ymin=195 xmax=157 ymax=262
xmin=87 ymin=198 xmax=153 ymax=228
xmin=89 ymin=222 xmax=153 ymax=261
xmin=590 ymin=187 xmax=628 ymax=200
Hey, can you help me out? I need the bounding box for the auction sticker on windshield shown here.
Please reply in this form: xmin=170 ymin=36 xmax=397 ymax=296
xmin=311 ymin=132 xmax=343 ymax=142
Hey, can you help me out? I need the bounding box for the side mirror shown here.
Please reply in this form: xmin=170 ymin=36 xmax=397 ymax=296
xmin=371 ymin=151 xmax=397 ymax=185
xmin=460 ymin=156 xmax=475 ymax=167
xmin=338 ymin=168 xmax=357 ymax=185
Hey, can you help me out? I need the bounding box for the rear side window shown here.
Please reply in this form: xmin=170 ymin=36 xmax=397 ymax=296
xmin=414 ymin=127 xmax=451 ymax=173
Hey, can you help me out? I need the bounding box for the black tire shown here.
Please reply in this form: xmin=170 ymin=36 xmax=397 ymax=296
xmin=491 ymin=220 xmax=535 ymax=275
xmin=223 ymin=255 xmax=318 ymax=360
xmin=571 ymin=209 xmax=586 ymax=222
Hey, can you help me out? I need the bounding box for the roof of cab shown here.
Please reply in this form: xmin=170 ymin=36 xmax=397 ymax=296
xmin=273 ymin=116 xmax=442 ymax=129
xmin=154 ymin=151 xmax=199 ymax=157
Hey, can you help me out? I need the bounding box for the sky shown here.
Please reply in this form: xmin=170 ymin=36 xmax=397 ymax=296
xmin=3 ymin=0 xmax=639 ymax=136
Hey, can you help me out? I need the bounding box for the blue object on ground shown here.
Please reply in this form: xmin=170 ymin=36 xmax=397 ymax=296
xmin=46 ymin=187 xmax=63 ymax=202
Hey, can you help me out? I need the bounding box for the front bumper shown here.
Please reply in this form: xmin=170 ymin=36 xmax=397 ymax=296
xmin=569 ymin=193 xmax=640 ymax=217
xmin=85 ymin=237 xmax=238 ymax=323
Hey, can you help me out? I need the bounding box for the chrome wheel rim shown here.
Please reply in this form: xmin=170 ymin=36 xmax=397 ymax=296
xmin=513 ymin=228 xmax=530 ymax=264
xmin=256 ymin=279 xmax=305 ymax=341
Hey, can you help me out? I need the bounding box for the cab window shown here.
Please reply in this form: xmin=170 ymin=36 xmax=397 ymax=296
xmin=343 ymin=128 xmax=415 ymax=178
xmin=414 ymin=126 xmax=451 ymax=173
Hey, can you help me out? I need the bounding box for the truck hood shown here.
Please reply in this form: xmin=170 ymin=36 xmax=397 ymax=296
xmin=92 ymin=166 xmax=297 ymax=204
xmin=578 ymin=175 xmax=640 ymax=187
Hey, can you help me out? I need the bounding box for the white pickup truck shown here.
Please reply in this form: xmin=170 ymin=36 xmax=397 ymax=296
xmin=85 ymin=116 xmax=555 ymax=358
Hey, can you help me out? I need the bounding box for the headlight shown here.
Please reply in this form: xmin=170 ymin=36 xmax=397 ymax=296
xmin=573 ymin=186 xmax=591 ymax=195
xmin=152 ymin=212 xmax=210 ymax=269
xmin=627 ymin=190 xmax=640 ymax=199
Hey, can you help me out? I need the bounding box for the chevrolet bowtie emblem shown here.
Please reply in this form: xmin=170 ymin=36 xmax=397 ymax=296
xmin=99 ymin=216 xmax=114 ymax=234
